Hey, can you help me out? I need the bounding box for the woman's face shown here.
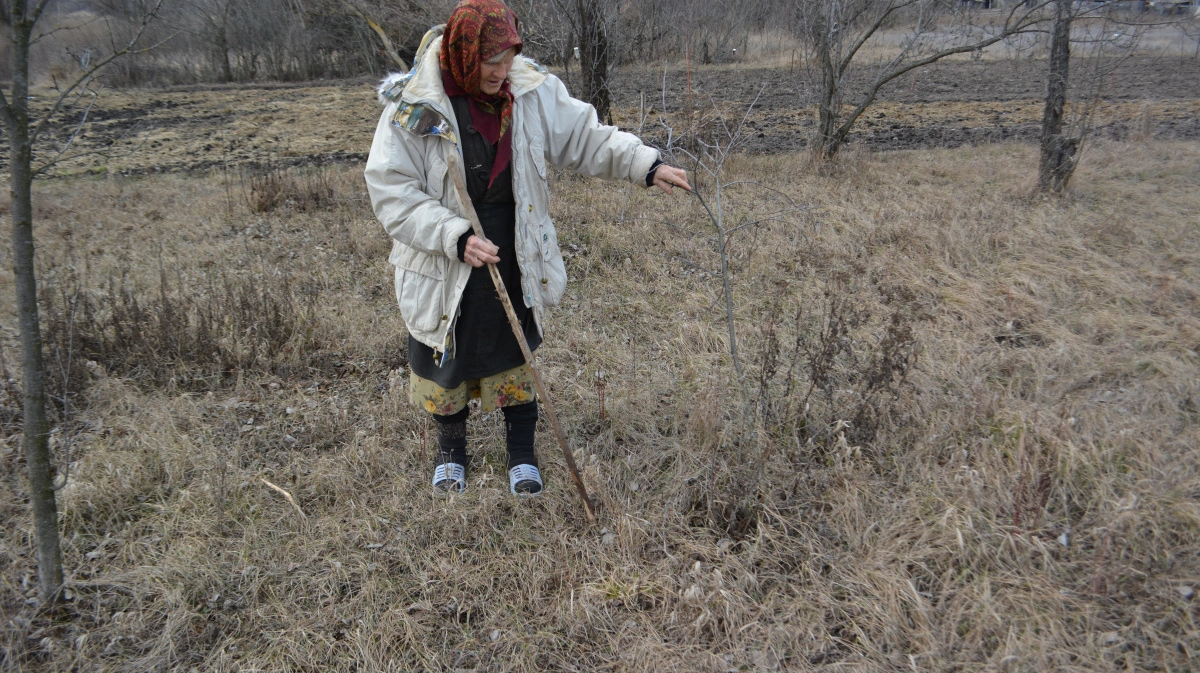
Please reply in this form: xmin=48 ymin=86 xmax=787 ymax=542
xmin=480 ymin=48 xmax=515 ymax=95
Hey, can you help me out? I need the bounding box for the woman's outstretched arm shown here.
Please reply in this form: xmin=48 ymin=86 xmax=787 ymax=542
xmin=535 ymin=75 xmax=660 ymax=185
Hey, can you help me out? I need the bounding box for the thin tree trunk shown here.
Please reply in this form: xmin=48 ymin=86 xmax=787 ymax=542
xmin=814 ymin=17 xmax=840 ymax=161
xmin=215 ymin=20 xmax=232 ymax=82
xmin=1038 ymin=0 xmax=1076 ymax=192
xmin=563 ymin=30 xmax=574 ymax=94
xmin=4 ymin=1 xmax=64 ymax=603
xmin=218 ymin=39 xmax=232 ymax=82
xmin=576 ymin=0 xmax=611 ymax=124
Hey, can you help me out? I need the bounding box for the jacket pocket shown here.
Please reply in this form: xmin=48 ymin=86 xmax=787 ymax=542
xmin=528 ymin=139 xmax=547 ymax=180
xmin=394 ymin=245 xmax=444 ymax=279
xmin=392 ymin=245 xmax=446 ymax=333
xmin=395 ymin=267 xmax=443 ymax=332
xmin=426 ymin=154 xmax=448 ymax=199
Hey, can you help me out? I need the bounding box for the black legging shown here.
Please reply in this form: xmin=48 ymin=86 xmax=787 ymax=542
xmin=432 ymin=401 xmax=538 ymax=469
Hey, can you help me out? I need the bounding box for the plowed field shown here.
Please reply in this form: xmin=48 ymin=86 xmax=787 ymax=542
xmin=15 ymin=55 xmax=1200 ymax=177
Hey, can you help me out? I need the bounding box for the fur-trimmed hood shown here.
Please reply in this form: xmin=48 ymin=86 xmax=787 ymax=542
xmin=376 ymin=28 xmax=547 ymax=109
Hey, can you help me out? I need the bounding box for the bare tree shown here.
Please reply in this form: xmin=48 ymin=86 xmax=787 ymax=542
xmin=108 ymin=0 xmax=444 ymax=84
xmin=548 ymin=0 xmax=616 ymax=121
xmin=1 ymin=0 xmax=164 ymax=604
xmin=1036 ymin=4 xmax=1178 ymax=192
xmin=1038 ymin=0 xmax=1074 ymax=191
xmin=337 ymin=0 xmax=455 ymax=68
xmin=575 ymin=0 xmax=611 ymax=122
xmin=507 ymin=0 xmax=569 ymax=64
xmin=652 ymin=91 xmax=813 ymax=533
xmin=796 ymin=0 xmax=1052 ymax=160
xmin=184 ymin=0 xmax=234 ymax=80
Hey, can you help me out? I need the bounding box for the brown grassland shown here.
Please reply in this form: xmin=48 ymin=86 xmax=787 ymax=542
xmin=1 ymin=116 xmax=1199 ymax=670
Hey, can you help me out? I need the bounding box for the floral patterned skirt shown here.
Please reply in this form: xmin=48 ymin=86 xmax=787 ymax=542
xmin=410 ymin=362 xmax=536 ymax=416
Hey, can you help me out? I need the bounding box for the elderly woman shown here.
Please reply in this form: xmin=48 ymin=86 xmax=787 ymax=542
xmin=365 ymin=0 xmax=689 ymax=497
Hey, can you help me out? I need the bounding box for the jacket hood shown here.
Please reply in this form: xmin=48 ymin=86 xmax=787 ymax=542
xmin=377 ymin=31 xmax=547 ymax=109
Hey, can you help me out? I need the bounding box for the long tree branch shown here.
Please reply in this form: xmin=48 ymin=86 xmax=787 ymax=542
xmin=718 ymin=181 xmax=809 ymax=216
xmin=840 ymin=0 xmax=919 ymax=74
xmin=31 ymin=15 xmax=105 ymax=46
xmin=833 ymin=3 xmax=1052 ymax=142
xmin=126 ymin=31 xmax=179 ymax=57
xmin=343 ymin=0 xmax=409 ymax=72
xmin=36 ymin=132 xmax=151 ymax=178
xmin=725 ymin=213 xmax=809 ymax=239
xmin=30 ymin=0 xmax=166 ymax=144
xmin=27 ymin=0 xmax=54 ymax=26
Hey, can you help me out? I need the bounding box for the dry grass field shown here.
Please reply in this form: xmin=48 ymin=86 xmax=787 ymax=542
xmin=0 ymin=131 xmax=1197 ymax=671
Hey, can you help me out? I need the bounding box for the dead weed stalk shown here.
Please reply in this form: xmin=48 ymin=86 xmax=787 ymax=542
xmin=41 ymin=262 xmax=320 ymax=391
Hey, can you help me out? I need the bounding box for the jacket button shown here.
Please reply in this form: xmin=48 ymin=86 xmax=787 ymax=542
xmin=467 ymin=125 xmax=478 ymax=135
xmin=476 ymin=170 xmax=488 ymax=181
xmin=541 ymin=278 xmax=548 ymax=284
xmin=543 ymin=233 xmax=548 ymax=241
xmin=528 ymin=204 xmax=533 ymax=212
xmin=441 ymin=314 xmax=448 ymax=321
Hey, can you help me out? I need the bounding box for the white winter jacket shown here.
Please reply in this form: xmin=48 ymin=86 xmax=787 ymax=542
xmin=365 ymin=35 xmax=659 ymax=353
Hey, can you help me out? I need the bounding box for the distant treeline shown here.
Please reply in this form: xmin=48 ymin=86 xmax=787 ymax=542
xmin=5 ymin=0 xmax=786 ymax=86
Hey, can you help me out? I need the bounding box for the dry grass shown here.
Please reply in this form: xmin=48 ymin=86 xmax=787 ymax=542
xmin=18 ymin=82 xmax=382 ymax=179
xmin=1 ymin=139 xmax=1198 ymax=671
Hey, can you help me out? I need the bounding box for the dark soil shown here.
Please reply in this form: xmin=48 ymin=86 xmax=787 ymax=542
xmin=9 ymin=56 xmax=1200 ymax=177
xmin=609 ymin=55 xmax=1200 ymax=107
xmin=608 ymin=55 xmax=1200 ymax=153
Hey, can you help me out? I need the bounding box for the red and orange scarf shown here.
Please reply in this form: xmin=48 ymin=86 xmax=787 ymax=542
xmin=440 ymin=0 xmax=523 ymax=188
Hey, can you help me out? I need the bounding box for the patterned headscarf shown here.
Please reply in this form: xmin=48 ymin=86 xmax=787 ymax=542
xmin=441 ymin=0 xmax=523 ymax=187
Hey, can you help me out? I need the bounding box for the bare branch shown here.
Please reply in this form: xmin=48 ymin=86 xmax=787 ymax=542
xmin=343 ymin=0 xmax=409 ymax=72
xmin=129 ymin=30 xmax=180 ymax=57
xmin=33 ymin=90 xmax=98 ymax=176
xmin=831 ymin=2 xmax=1053 ymax=144
xmin=27 ymin=0 xmax=53 ymax=26
xmin=839 ymin=0 xmax=919 ymax=74
xmin=261 ymin=477 xmax=308 ymax=521
xmin=31 ymin=14 xmax=106 ymax=46
xmin=30 ymin=0 xmax=167 ymax=144
xmin=725 ymin=213 xmax=807 ymax=239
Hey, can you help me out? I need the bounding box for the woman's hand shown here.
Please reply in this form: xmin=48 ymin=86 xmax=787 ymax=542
xmin=652 ymin=165 xmax=692 ymax=195
xmin=463 ymin=234 xmax=500 ymax=268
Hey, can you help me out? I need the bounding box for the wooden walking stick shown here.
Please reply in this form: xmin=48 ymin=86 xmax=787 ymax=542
xmin=446 ymin=153 xmax=597 ymax=522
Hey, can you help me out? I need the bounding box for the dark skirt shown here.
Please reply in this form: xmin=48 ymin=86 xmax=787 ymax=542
xmin=408 ymin=202 xmax=541 ymax=389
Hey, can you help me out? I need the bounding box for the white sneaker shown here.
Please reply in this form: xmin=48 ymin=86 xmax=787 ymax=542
xmin=508 ymin=464 xmax=543 ymax=496
xmin=433 ymin=462 xmax=467 ymax=494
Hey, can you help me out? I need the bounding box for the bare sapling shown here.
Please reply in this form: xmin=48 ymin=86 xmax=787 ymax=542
xmin=1 ymin=0 xmax=167 ymax=604
xmin=656 ymin=88 xmax=809 ymax=530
